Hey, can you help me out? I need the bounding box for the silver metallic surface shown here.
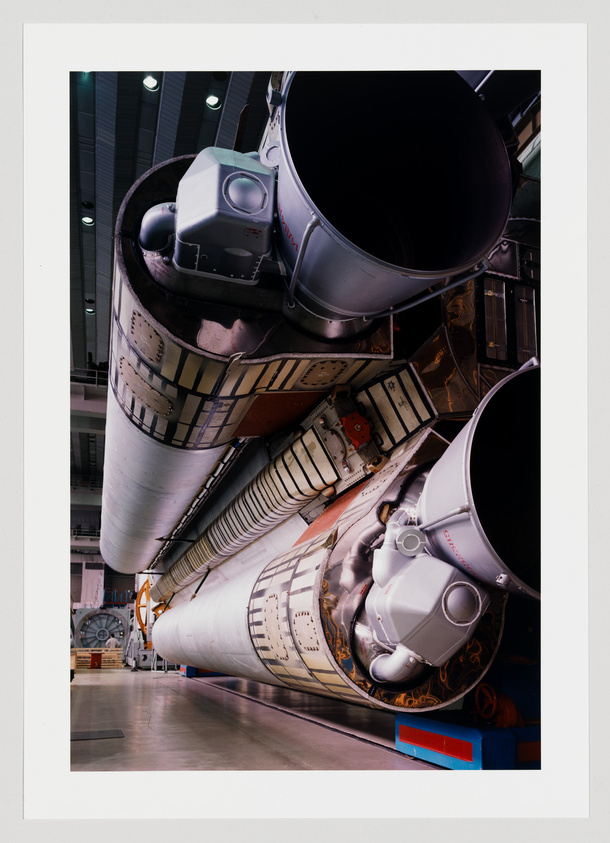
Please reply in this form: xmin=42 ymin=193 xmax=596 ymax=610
xmin=369 ymin=645 xmax=424 ymax=684
xmin=149 ymin=426 xmax=339 ymax=602
xmin=172 ymin=147 xmax=275 ymax=285
xmin=138 ymin=202 xmax=176 ymax=253
xmin=152 ymin=561 xmax=284 ymax=684
xmin=365 ymin=552 xmax=490 ymax=670
xmin=100 ymin=389 xmax=225 ymax=574
xmin=417 ymin=364 xmax=540 ymax=597
xmin=273 ymin=71 xmax=512 ymax=324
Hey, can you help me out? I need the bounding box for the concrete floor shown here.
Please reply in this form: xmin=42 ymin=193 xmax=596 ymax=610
xmin=70 ymin=668 xmax=438 ymax=771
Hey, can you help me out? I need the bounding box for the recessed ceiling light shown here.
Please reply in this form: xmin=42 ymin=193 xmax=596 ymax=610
xmin=143 ymin=75 xmax=159 ymax=92
xmin=81 ymin=216 xmax=94 ymax=226
xmin=85 ymin=308 xmax=95 ymax=315
xmin=206 ymin=95 xmax=222 ymax=110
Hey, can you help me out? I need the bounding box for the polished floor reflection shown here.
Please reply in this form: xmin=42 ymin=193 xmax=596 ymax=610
xmin=70 ymin=668 xmax=437 ymax=771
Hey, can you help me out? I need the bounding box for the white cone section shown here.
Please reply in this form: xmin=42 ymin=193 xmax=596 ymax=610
xmin=152 ymin=561 xmax=284 ymax=685
xmin=100 ymin=389 xmax=225 ymax=574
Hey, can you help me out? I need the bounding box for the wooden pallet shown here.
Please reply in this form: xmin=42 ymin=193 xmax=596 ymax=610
xmin=71 ymin=648 xmax=125 ymax=669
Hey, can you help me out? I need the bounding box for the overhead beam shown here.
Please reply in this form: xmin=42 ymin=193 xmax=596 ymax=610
xmin=70 ymin=415 xmax=106 ymax=435
xmin=70 ymin=382 xmax=108 ymax=417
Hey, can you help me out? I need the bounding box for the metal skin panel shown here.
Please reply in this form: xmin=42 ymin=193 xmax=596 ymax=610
xmin=248 ymin=538 xmax=366 ymax=702
xmin=151 ymin=562 xmax=286 ymax=685
xmin=119 ymin=357 xmax=173 ymax=416
xmin=173 ymin=147 xmax=275 ymax=284
xmin=131 ymin=311 xmax=164 ymax=363
xmin=100 ymin=390 xmax=225 ymax=574
xmin=152 ymin=528 xmax=366 ymax=703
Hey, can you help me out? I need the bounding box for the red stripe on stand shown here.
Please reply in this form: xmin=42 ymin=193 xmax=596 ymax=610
xmin=398 ymin=724 xmax=474 ymax=762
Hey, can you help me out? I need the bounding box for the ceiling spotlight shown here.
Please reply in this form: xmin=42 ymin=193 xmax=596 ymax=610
xmin=206 ymin=94 xmax=222 ymax=110
xmin=143 ymin=75 xmax=159 ymax=92
xmin=85 ymin=307 xmax=95 ymax=315
xmin=81 ymin=216 xmax=95 ymax=226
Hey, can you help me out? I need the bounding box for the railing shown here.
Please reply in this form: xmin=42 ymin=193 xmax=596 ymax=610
xmin=102 ymin=589 xmax=134 ymax=607
xmin=70 ymin=478 xmax=104 ymax=491
xmin=71 ymin=528 xmax=101 ymax=538
xmin=71 ymin=367 xmax=108 ymax=387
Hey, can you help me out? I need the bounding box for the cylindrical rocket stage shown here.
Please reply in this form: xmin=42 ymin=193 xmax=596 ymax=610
xmin=153 ymin=431 xmax=508 ymax=713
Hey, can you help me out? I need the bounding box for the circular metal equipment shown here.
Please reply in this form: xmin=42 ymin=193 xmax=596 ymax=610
xmin=275 ymin=70 xmax=513 ymax=330
xmin=395 ymin=526 xmax=426 ymax=556
xmin=74 ymin=609 xmax=128 ymax=648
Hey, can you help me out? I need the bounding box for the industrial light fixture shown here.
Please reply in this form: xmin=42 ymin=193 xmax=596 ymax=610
xmin=81 ymin=216 xmax=94 ymax=226
xmin=143 ymin=75 xmax=159 ymax=92
xmin=206 ymin=94 xmax=222 ymax=110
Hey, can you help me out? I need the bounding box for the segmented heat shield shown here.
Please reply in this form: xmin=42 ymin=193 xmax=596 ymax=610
xmin=152 ymin=428 xmax=507 ymax=712
xmin=149 ymin=427 xmax=339 ymax=601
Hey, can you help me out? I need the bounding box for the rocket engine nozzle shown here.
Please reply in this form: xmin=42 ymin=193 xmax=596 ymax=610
xmin=270 ymin=71 xmax=513 ymax=333
xmin=416 ymin=363 xmax=541 ymax=598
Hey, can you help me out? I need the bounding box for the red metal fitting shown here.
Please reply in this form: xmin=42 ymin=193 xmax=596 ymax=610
xmin=339 ymin=412 xmax=371 ymax=449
